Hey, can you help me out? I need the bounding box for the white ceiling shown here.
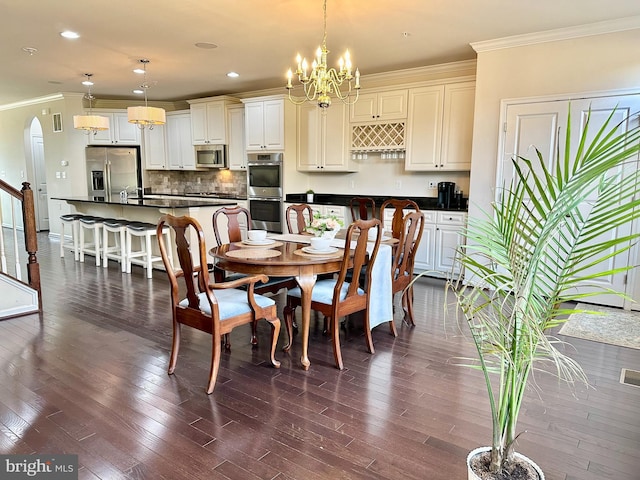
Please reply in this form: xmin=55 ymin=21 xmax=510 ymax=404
xmin=3 ymin=0 xmax=640 ymax=106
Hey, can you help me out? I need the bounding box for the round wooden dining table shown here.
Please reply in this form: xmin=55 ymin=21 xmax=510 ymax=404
xmin=210 ymin=238 xmax=350 ymax=370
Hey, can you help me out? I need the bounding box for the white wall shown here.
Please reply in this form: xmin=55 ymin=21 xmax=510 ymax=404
xmin=468 ymin=28 xmax=640 ymax=222
xmin=302 ymin=154 xmax=470 ymax=198
xmin=0 ymin=94 xmax=88 ymax=234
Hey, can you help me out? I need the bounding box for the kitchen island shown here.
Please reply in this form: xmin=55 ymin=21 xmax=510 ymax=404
xmin=54 ymin=195 xmax=245 ymax=269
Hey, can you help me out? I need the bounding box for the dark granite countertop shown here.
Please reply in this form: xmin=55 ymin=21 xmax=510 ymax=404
xmin=285 ymin=193 xmax=468 ymax=212
xmin=54 ymin=196 xmax=238 ymax=209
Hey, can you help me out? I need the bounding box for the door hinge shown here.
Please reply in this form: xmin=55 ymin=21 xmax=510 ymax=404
xmin=503 ymin=122 xmax=507 ymax=133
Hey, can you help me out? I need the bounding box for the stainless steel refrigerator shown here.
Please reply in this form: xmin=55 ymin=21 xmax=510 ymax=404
xmin=85 ymin=146 xmax=142 ymax=199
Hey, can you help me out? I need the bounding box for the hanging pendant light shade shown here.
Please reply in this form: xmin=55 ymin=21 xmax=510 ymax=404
xmin=127 ymin=59 xmax=166 ymax=129
xmin=73 ymin=74 xmax=110 ymax=134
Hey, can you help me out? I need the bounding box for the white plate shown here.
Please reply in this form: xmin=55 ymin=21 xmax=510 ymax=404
xmin=243 ymin=238 xmax=275 ymax=246
xmin=302 ymin=246 xmax=339 ymax=255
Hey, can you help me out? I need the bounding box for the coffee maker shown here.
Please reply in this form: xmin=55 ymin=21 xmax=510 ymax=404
xmin=437 ymin=182 xmax=456 ymax=209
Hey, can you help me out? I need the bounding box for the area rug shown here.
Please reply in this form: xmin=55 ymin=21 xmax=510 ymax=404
xmin=558 ymin=303 xmax=640 ymax=349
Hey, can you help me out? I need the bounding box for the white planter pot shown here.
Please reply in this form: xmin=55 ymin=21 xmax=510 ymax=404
xmin=306 ymin=193 xmax=314 ymax=203
xmin=467 ymin=447 xmax=545 ymax=480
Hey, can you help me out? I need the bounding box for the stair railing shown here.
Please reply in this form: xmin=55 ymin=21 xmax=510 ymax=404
xmin=0 ymin=180 xmax=42 ymax=312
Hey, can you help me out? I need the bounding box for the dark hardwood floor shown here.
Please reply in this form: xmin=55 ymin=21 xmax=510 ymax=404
xmin=1 ymin=232 xmax=639 ymax=479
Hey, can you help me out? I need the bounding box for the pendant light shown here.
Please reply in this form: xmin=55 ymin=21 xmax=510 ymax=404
xmin=73 ymin=74 xmax=110 ymax=134
xmin=127 ymin=59 xmax=166 ymax=129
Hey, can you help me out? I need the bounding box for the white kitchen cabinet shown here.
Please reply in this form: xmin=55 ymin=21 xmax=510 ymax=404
xmin=142 ymin=123 xmax=167 ymax=170
xmin=300 ymin=204 xmax=347 ymax=228
xmin=297 ymin=102 xmax=355 ymax=172
xmin=405 ymin=82 xmax=475 ymax=171
xmin=227 ymin=105 xmax=246 ymax=171
xmin=350 ymin=89 xmax=408 ymax=123
xmin=89 ymin=110 xmax=141 ymax=145
xmin=167 ymin=113 xmax=196 ymax=170
xmin=397 ymin=210 xmax=466 ymax=278
xmin=244 ymin=97 xmax=285 ymax=151
xmin=189 ymin=96 xmax=240 ymax=145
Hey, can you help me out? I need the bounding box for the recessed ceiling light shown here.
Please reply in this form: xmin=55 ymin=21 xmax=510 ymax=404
xmin=60 ymin=30 xmax=80 ymax=39
xmin=227 ymin=72 xmax=239 ymax=78
xmin=133 ymin=89 xmax=144 ymax=94
xmin=22 ymin=47 xmax=38 ymax=55
xmin=195 ymin=42 xmax=218 ymax=49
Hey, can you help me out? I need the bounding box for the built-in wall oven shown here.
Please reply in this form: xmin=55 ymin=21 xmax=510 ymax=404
xmin=247 ymin=152 xmax=283 ymax=232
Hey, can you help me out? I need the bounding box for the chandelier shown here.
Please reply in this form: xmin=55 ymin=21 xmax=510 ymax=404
xmin=73 ymin=74 xmax=110 ymax=134
xmin=127 ymin=59 xmax=166 ymax=129
xmin=286 ymin=0 xmax=360 ymax=109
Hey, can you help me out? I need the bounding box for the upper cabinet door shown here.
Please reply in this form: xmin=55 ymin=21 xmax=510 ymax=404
xmin=114 ymin=113 xmax=140 ymax=144
xmin=227 ymin=105 xmax=246 ymax=170
xmin=190 ymin=104 xmax=208 ymax=144
xmin=262 ymin=99 xmax=285 ymax=150
xmin=349 ymin=90 xmax=407 ymax=122
xmin=245 ymin=102 xmax=266 ymax=150
xmin=404 ymin=86 xmax=444 ymax=170
xmin=205 ymin=102 xmax=225 ymax=143
xmin=404 ymin=82 xmax=474 ymax=172
xmin=89 ymin=111 xmax=141 ymax=145
xmin=244 ymin=98 xmax=285 ymax=151
xmin=190 ymin=101 xmax=227 ymax=144
xmin=440 ymin=81 xmax=475 ymax=171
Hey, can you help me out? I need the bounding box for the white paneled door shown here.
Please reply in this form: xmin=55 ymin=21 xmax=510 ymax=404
xmin=500 ymin=94 xmax=640 ymax=308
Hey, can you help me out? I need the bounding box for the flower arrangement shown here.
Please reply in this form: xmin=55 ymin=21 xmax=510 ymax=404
xmin=305 ymin=212 xmax=343 ymax=238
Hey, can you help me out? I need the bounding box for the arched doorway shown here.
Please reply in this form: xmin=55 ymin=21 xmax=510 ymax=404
xmin=29 ymin=117 xmax=49 ymax=231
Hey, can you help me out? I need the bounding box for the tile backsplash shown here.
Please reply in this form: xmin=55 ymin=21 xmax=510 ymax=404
xmin=145 ymin=169 xmax=247 ymax=197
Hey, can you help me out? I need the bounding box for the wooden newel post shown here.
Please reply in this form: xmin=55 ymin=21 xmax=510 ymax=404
xmin=20 ymin=182 xmax=42 ymax=311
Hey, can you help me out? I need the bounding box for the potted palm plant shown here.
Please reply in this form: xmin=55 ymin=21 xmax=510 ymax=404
xmin=444 ymin=108 xmax=640 ymax=479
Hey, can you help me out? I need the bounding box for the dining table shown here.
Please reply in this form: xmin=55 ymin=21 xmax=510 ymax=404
xmin=210 ymin=232 xmax=396 ymax=370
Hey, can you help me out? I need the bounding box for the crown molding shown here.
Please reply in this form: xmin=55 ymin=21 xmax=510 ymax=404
xmin=0 ymin=93 xmax=80 ymax=111
xmin=471 ymin=15 xmax=640 ymax=53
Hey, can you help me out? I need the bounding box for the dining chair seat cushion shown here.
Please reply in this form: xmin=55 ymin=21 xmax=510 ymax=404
xmin=288 ymin=279 xmax=364 ymax=305
xmin=179 ymin=289 xmax=276 ymax=319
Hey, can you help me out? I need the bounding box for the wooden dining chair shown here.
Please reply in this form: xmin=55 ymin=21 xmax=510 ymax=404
xmin=212 ymin=205 xmax=250 ymax=245
xmin=212 ymin=205 xmax=296 ymax=346
xmin=283 ymin=218 xmax=383 ymax=370
xmin=379 ymin=198 xmax=420 ymax=239
xmin=349 ymin=197 xmax=376 ymax=221
xmin=391 ymin=211 xmax=424 ymax=326
xmin=286 ymin=203 xmax=314 ymax=234
xmin=156 ymin=214 xmax=281 ymax=394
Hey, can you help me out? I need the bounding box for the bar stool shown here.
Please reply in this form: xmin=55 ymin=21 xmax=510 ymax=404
xmin=79 ymin=216 xmax=105 ymax=267
xmin=126 ymin=222 xmax=172 ymax=279
xmin=59 ymin=213 xmax=84 ymax=260
xmin=102 ymin=218 xmax=131 ymax=272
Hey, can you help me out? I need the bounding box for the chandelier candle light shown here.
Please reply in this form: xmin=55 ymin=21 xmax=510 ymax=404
xmin=73 ymin=74 xmax=109 ymax=134
xmin=127 ymin=59 xmax=166 ymax=129
xmin=286 ymin=0 xmax=360 ymax=109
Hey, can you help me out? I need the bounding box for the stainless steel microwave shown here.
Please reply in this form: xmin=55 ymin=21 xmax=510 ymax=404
xmin=195 ymin=144 xmax=227 ymax=168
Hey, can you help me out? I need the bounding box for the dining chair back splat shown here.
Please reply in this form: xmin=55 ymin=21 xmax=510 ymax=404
xmin=283 ymin=218 xmax=383 ymax=370
xmin=379 ymin=198 xmax=420 ymax=239
xmin=392 ymin=211 xmax=424 ymax=326
xmin=212 ymin=205 xmax=296 ymax=346
xmin=286 ymin=203 xmax=314 ymax=234
xmin=157 ymin=214 xmax=281 ymax=394
xmin=213 ymin=205 xmax=250 ymax=245
xmin=350 ymin=197 xmax=376 ymax=221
